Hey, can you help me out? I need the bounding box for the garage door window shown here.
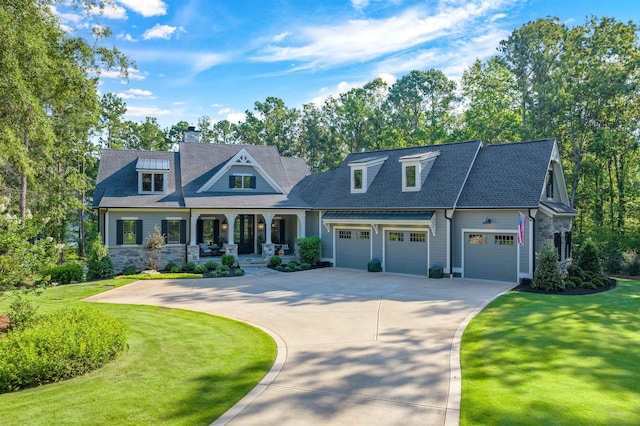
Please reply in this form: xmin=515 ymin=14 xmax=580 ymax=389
xmin=495 ymin=235 xmax=514 ymax=246
xmin=410 ymin=232 xmax=425 ymax=242
xmin=389 ymin=232 xmax=404 ymax=241
xmin=339 ymin=230 xmax=351 ymax=239
xmin=357 ymin=231 xmax=370 ymax=240
xmin=469 ymin=234 xmax=486 ymax=244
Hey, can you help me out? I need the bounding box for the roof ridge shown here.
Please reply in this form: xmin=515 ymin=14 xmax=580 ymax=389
xmin=483 ymin=138 xmax=556 ymax=148
xmin=346 ymin=139 xmax=482 ymax=156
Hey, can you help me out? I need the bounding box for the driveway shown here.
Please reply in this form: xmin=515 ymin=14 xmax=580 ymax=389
xmin=86 ymin=268 xmax=515 ymax=426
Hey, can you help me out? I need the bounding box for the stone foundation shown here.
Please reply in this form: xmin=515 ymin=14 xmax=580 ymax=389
xmin=262 ymin=243 xmax=275 ymax=261
xmin=109 ymin=245 xmax=187 ymax=273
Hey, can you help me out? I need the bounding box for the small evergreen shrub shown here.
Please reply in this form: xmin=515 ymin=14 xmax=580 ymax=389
xmin=181 ymin=262 xmax=196 ymax=272
xmin=368 ymin=258 xmax=382 ymax=273
xmin=284 ymin=266 xmax=293 ymax=272
xmin=7 ymin=295 xmax=39 ymax=331
xmin=565 ymin=263 xmax=586 ymax=281
xmin=221 ymin=270 xmax=230 ymax=276
xmin=287 ymin=261 xmax=298 ymax=269
xmin=581 ymin=281 xmax=597 ymax=290
xmin=593 ymin=275 xmax=609 ymax=287
xmin=301 ymin=263 xmax=311 ymax=270
xmin=576 ymin=238 xmax=602 ymax=275
xmin=269 ymin=255 xmax=282 ymax=267
xmin=218 ymin=265 xmax=230 ymax=273
xmin=221 ymin=254 xmax=235 ymax=267
xmin=164 ymin=261 xmax=178 ymax=272
xmin=194 ymin=265 xmax=207 ymax=273
xmin=234 ymin=268 xmax=243 ymax=276
xmin=294 ymin=265 xmax=302 ymax=271
xmin=604 ymin=250 xmax=624 ymax=274
xmin=0 ymin=306 xmax=127 ymax=393
xmin=45 ymin=263 xmax=84 ymax=284
xmin=564 ymin=276 xmax=580 ymax=288
xmin=86 ymin=236 xmax=114 ymax=280
xmin=296 ymin=236 xmax=321 ymax=265
xmin=622 ymin=250 xmax=640 ymax=276
xmin=203 ymin=260 xmax=219 ymax=271
xmin=122 ymin=266 xmax=136 ymax=276
xmin=170 ymin=266 xmax=181 ymax=273
xmin=533 ymin=245 xmax=565 ymax=290
xmin=276 ymin=265 xmax=284 ymax=271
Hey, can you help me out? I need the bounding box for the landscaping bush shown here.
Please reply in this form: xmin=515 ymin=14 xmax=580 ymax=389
xmin=203 ymin=260 xmax=219 ymax=271
xmin=86 ymin=237 xmax=114 ymax=280
xmin=218 ymin=265 xmax=230 ymax=273
xmin=368 ymin=258 xmax=382 ymax=272
xmin=294 ymin=265 xmax=302 ymax=271
xmin=164 ymin=261 xmax=179 ymax=272
xmin=604 ymin=249 xmax=624 ymax=274
xmin=287 ymin=261 xmax=298 ymax=269
xmin=580 ymin=281 xmax=597 ymax=290
xmin=269 ymin=255 xmax=282 ymax=267
xmin=122 ymin=266 xmax=136 ymax=276
xmin=564 ymin=276 xmax=580 ymax=288
xmin=532 ymin=244 xmax=565 ymax=290
xmin=622 ymin=250 xmax=640 ymax=276
xmin=221 ymin=254 xmax=235 ymax=267
xmin=194 ymin=265 xmax=207 ymax=273
xmin=576 ymin=238 xmax=602 ymax=275
xmin=284 ymin=266 xmax=293 ymax=272
xmin=7 ymin=295 xmax=39 ymax=331
xmin=0 ymin=306 xmax=127 ymax=393
xmin=181 ymin=262 xmax=196 ymax=272
xmin=565 ymin=263 xmax=586 ymax=281
xmin=234 ymin=268 xmax=243 ymax=276
xmin=296 ymin=236 xmax=321 ymax=265
xmin=170 ymin=266 xmax=180 ymax=273
xmin=301 ymin=263 xmax=311 ymax=270
xmin=221 ymin=270 xmax=230 ymax=276
xmin=276 ymin=265 xmax=284 ymax=272
xmin=45 ymin=263 xmax=84 ymax=285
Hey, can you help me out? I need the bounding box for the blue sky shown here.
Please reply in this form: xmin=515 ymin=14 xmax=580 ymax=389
xmin=54 ymin=0 xmax=640 ymax=129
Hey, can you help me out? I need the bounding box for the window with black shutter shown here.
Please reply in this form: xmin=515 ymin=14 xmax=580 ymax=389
xmin=554 ymin=232 xmax=562 ymax=260
xmin=565 ymin=231 xmax=572 ymax=259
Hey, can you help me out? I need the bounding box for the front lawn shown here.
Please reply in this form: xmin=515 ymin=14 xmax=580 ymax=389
xmin=461 ymin=279 xmax=640 ymax=425
xmin=0 ymin=280 xmax=277 ymax=425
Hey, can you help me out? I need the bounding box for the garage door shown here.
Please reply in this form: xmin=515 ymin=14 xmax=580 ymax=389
xmin=335 ymin=229 xmax=371 ymax=270
xmin=385 ymin=231 xmax=428 ymax=276
xmin=464 ymin=233 xmax=517 ymax=282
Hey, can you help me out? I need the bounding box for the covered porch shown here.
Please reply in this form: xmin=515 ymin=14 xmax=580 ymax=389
xmin=186 ymin=209 xmax=307 ymax=262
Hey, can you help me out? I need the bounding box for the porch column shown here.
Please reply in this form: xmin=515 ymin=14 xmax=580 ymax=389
xmin=297 ymin=213 xmax=306 ymax=238
xmin=263 ymin=213 xmax=274 ymax=244
xmin=225 ymin=213 xmax=237 ymax=244
xmin=190 ymin=211 xmax=199 ymax=246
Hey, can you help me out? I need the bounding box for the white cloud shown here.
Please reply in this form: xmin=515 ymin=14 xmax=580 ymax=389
xmin=99 ymin=68 xmax=147 ymax=81
xmin=254 ymin=0 xmax=514 ymax=70
xmin=117 ymin=0 xmax=167 ymax=17
xmin=173 ymin=101 xmax=186 ymax=105
xmin=272 ymin=31 xmax=291 ymax=42
xmin=143 ymin=24 xmax=178 ymax=40
xmin=124 ymin=49 xmax=230 ymax=75
xmin=191 ymin=53 xmax=227 ymax=73
xmin=117 ymin=33 xmax=137 ymax=42
xmin=89 ymin=3 xmax=127 ymax=20
xmin=126 ymin=106 xmax=171 ymax=117
xmin=351 ymin=0 xmax=369 ymax=10
xmin=377 ymin=73 xmax=397 ymax=86
xmin=218 ymin=108 xmax=246 ymax=123
xmin=489 ymin=13 xmax=507 ymax=22
xmin=117 ymin=88 xmax=156 ymax=99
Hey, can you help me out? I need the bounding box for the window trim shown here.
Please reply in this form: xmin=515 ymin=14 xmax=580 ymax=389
xmin=230 ymin=173 xmax=256 ymax=190
xmin=546 ymin=170 xmax=554 ymax=199
xmin=117 ymin=218 xmax=142 ymax=246
xmin=350 ymin=166 xmax=366 ymax=194
xmin=401 ymin=161 xmax=421 ymax=192
xmin=162 ymin=219 xmax=186 ymax=245
xmin=138 ymin=171 xmax=168 ymax=194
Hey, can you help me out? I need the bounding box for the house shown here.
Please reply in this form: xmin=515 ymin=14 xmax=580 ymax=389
xmin=93 ymin=138 xmax=577 ymax=282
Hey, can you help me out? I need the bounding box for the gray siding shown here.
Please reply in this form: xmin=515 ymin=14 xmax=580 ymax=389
xmin=366 ymin=162 xmax=384 ymax=188
xmin=305 ymin=211 xmax=319 ymax=237
xmin=372 ymin=230 xmax=383 ymax=261
xmin=320 ymin=214 xmax=333 ymax=259
xmin=107 ymin=211 xmax=189 ymax=247
xmin=430 ymin=211 xmax=447 ymax=270
xmin=206 ymin=165 xmax=278 ymax=193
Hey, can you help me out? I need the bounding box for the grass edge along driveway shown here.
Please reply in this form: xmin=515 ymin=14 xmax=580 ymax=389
xmin=0 ymin=279 xmax=277 ymax=426
xmin=461 ymin=279 xmax=640 ymax=426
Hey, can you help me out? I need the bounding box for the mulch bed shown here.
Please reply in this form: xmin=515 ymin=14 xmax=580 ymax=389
xmin=513 ymin=277 xmax=617 ymax=295
xmin=267 ymin=261 xmax=332 ymax=273
xmin=0 ymin=314 xmax=9 ymax=333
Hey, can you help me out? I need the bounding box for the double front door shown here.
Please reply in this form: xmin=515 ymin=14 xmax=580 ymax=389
xmin=234 ymin=215 xmax=254 ymax=255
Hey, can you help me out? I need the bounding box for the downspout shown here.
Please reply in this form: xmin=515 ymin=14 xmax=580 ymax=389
xmin=187 ymin=208 xmax=192 ymax=264
xmin=528 ymin=208 xmax=536 ymax=271
xmin=446 ymin=141 xmax=484 ymax=279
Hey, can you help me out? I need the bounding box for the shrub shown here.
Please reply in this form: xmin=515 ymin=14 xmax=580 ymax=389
xmin=86 ymin=236 xmax=113 ymax=280
xmin=221 ymin=254 xmax=235 ymax=267
xmin=576 ymin=238 xmax=602 ymax=275
xmin=0 ymin=306 xmax=127 ymax=393
xmin=203 ymin=260 xmax=219 ymax=271
xmin=368 ymin=258 xmax=382 ymax=273
xmin=604 ymin=250 xmax=624 ymax=274
xmin=164 ymin=261 xmax=178 ymax=272
xmin=45 ymin=263 xmax=84 ymax=285
xmin=234 ymin=268 xmax=243 ymax=276
xmin=170 ymin=266 xmax=180 ymax=273
xmin=581 ymin=281 xmax=597 ymax=290
xmin=287 ymin=261 xmax=298 ymax=269
xmin=218 ymin=265 xmax=230 ymax=273
xmin=181 ymin=262 xmax=196 ymax=272
xmin=122 ymin=266 xmax=136 ymax=276
xmin=533 ymin=245 xmax=565 ymax=291
xmin=301 ymin=263 xmax=311 ymax=270
xmin=269 ymin=255 xmax=282 ymax=267
xmin=565 ymin=263 xmax=586 ymax=280
xmin=221 ymin=270 xmax=230 ymax=276
xmin=296 ymin=236 xmax=321 ymax=265
xmin=622 ymin=250 xmax=640 ymax=276
xmin=7 ymin=295 xmax=39 ymax=331
xmin=294 ymin=265 xmax=302 ymax=271
xmin=593 ymin=275 xmax=609 ymax=287
xmin=194 ymin=265 xmax=207 ymax=273
xmin=564 ymin=276 xmax=581 ymax=288
xmin=276 ymin=265 xmax=284 ymax=272
xmin=144 ymin=225 xmax=165 ymax=271
xmin=284 ymin=266 xmax=293 ymax=272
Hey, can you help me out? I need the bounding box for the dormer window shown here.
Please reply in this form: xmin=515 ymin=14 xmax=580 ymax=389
xmin=348 ymin=156 xmax=387 ymax=194
xmin=231 ymin=174 xmax=256 ymax=189
xmin=399 ymin=151 xmax=440 ymax=192
xmin=136 ymin=158 xmax=169 ymax=194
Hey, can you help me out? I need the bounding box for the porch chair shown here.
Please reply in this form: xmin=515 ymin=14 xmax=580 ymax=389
xmin=281 ymin=243 xmax=289 ymax=254
xmin=199 ymin=243 xmax=213 ymax=257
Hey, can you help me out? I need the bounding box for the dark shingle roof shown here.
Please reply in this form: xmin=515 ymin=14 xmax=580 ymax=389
xmin=457 ymin=139 xmax=555 ymax=208
xmin=309 ymin=140 xmax=482 ymax=209
xmin=541 ymin=201 xmax=578 ymax=215
xmin=323 ymin=211 xmax=434 ymax=220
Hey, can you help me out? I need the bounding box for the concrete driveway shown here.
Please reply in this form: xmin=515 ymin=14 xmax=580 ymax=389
xmin=86 ymin=268 xmax=515 ymax=426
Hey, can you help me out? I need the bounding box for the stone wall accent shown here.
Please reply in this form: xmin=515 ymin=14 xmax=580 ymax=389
xmin=262 ymin=243 xmax=275 ymax=261
xmin=225 ymin=244 xmax=238 ymax=258
xmin=535 ymin=212 xmax=573 ymax=261
xmin=110 ymin=245 xmax=186 ymax=273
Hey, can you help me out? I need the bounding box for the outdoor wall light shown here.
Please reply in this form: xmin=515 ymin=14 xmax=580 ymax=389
xmin=482 ymin=217 xmax=492 ymax=224
xmin=257 ymin=219 xmax=265 ymax=230
xmin=221 ymin=219 xmax=228 ymax=231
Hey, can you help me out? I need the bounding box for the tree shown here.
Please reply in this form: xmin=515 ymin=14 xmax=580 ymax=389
xmin=532 ymin=244 xmax=565 ymax=291
xmin=99 ymin=93 xmax=127 ymax=148
xmin=144 ymin=225 xmax=165 ymax=271
xmin=197 ymin=116 xmax=215 ymax=143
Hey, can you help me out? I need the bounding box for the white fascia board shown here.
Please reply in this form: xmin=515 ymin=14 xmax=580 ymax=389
xmin=348 ymin=156 xmax=388 ymax=167
xmin=196 ymin=148 xmax=286 ymax=194
xmin=322 ymin=217 xmax=436 ymax=236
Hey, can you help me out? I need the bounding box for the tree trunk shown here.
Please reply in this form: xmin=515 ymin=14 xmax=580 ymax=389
xmin=19 ymin=129 xmax=28 ymax=219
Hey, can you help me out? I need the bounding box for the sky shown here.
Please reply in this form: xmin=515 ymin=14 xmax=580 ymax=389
xmin=53 ymin=0 xmax=640 ymax=129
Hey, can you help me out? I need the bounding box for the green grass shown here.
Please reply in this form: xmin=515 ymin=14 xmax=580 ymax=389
xmin=461 ymin=279 xmax=640 ymax=425
xmin=0 ymin=280 xmax=277 ymax=425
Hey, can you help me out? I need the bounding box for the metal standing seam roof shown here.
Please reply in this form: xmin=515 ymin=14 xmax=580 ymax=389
xmin=136 ymin=158 xmax=170 ymax=170
xmin=322 ymin=211 xmax=434 ymax=221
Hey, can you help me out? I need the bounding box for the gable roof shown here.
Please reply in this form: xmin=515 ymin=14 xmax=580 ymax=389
xmin=310 ymin=140 xmax=482 ymax=209
xmin=456 ymin=139 xmax=557 ymax=209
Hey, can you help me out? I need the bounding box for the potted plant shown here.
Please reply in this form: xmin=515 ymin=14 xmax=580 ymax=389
xmin=429 ymin=263 xmax=444 ymax=279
